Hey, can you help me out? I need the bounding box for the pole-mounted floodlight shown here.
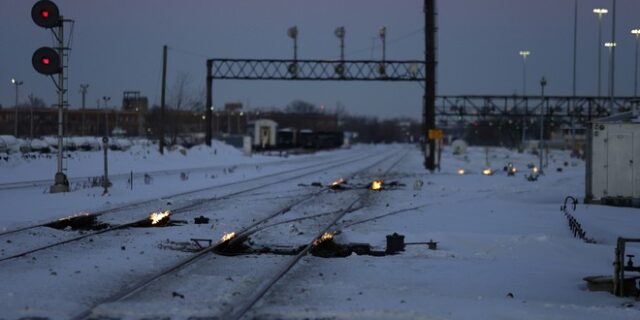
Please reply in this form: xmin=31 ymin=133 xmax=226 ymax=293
xmin=11 ymin=78 xmax=24 ymax=137
xmin=334 ymin=26 xmax=346 ymax=76
xmin=593 ymin=8 xmax=608 ymax=97
xmin=519 ymin=51 xmax=530 ymax=95
xmin=287 ymin=26 xmax=298 ymax=76
xmin=604 ymin=42 xmax=616 ymax=104
xmin=539 ymin=76 xmax=547 ymax=173
xmin=378 ymin=26 xmax=387 ymax=75
xmin=632 ymin=28 xmax=640 ymax=97
xmin=593 ymin=8 xmax=608 ymax=15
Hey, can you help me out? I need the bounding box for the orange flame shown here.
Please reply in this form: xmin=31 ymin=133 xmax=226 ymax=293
xmin=330 ymin=178 xmax=345 ymax=188
xmin=482 ymin=169 xmax=493 ymax=176
xmin=221 ymin=232 xmax=236 ymax=242
xmin=313 ymin=231 xmax=335 ymax=246
xmin=457 ymin=169 xmax=466 ymax=175
xmin=149 ymin=210 xmax=171 ymax=225
xmin=371 ymin=180 xmax=383 ymax=190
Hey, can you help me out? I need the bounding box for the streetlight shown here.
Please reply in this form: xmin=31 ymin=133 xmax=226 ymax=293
xmin=539 ymin=77 xmax=547 ymax=174
xmin=593 ymin=8 xmax=608 ymax=96
xmin=518 ymin=51 xmax=530 ymax=95
xmin=11 ymin=78 xmax=23 ymax=137
xmin=605 ymin=42 xmax=616 ymax=106
xmin=632 ymin=29 xmax=640 ymax=97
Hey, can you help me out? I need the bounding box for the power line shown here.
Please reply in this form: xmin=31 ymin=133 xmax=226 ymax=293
xmin=342 ymin=27 xmax=423 ymax=58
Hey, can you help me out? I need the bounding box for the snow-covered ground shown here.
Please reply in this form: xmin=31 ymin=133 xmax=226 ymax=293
xmin=0 ymin=142 xmax=638 ymax=319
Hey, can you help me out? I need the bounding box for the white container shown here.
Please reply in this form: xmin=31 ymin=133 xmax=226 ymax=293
xmin=586 ymin=113 xmax=640 ymax=206
xmin=252 ymin=119 xmax=277 ymax=149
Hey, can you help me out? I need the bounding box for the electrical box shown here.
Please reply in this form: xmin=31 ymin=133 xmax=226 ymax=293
xmin=586 ymin=113 xmax=640 ymax=207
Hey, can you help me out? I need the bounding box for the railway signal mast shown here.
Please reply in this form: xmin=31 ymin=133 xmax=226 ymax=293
xmin=31 ymin=0 xmax=70 ymax=193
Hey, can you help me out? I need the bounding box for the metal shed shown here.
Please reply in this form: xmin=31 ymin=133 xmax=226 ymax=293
xmin=585 ymin=111 xmax=640 ymax=207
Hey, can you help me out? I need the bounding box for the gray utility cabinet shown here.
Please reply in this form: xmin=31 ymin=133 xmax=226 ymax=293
xmin=586 ymin=112 xmax=640 ymax=207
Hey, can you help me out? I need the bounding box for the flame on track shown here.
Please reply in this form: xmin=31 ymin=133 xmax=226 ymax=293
xmin=313 ymin=231 xmax=335 ymax=246
xmin=221 ymin=232 xmax=236 ymax=242
xmin=482 ymin=169 xmax=493 ymax=176
xmin=457 ymin=169 xmax=466 ymax=175
xmin=370 ymin=180 xmax=383 ymax=190
xmin=329 ymin=178 xmax=346 ymax=189
xmin=149 ymin=210 xmax=171 ymax=225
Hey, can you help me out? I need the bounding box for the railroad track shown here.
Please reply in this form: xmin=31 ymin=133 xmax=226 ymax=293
xmin=0 ymin=149 xmax=386 ymax=263
xmin=0 ymin=149 xmax=371 ymax=238
xmin=0 ymin=151 xmax=350 ymax=191
xmin=74 ymin=148 xmax=408 ymax=320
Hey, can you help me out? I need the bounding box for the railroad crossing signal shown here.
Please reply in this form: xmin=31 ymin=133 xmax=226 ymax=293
xmin=31 ymin=0 xmax=62 ymax=75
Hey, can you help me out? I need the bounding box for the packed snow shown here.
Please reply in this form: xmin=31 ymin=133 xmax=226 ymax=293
xmin=0 ymin=141 xmax=638 ymax=319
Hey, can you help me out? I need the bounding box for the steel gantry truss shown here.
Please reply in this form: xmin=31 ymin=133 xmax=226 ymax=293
xmin=205 ymin=0 xmax=438 ymax=171
xmin=435 ymin=95 xmax=639 ymax=122
xmin=208 ymin=59 xmax=426 ymax=82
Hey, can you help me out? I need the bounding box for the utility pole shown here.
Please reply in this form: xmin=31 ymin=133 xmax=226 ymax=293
xmin=102 ymin=96 xmax=111 ymax=137
xmin=101 ymin=96 xmax=111 ymax=194
xmin=80 ymin=84 xmax=89 ymax=136
xmin=206 ymin=59 xmax=213 ymax=146
xmin=160 ymin=45 xmax=167 ymax=154
xmin=571 ymin=0 xmax=578 ymax=151
xmin=424 ymin=0 xmax=437 ymax=171
xmin=610 ymin=0 xmax=617 ymax=112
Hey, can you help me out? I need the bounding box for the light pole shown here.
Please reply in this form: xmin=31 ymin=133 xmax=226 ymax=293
xmin=379 ymin=26 xmax=387 ymax=75
xmin=101 ymin=96 xmax=111 ymax=194
xmin=539 ymin=77 xmax=547 ymax=174
xmin=11 ymin=78 xmax=23 ymax=137
xmin=335 ymin=26 xmax=346 ymax=76
xmin=519 ymin=51 xmax=530 ymax=96
xmin=632 ymin=29 xmax=640 ymax=97
xmin=605 ymin=42 xmax=616 ymax=110
xmin=287 ymin=26 xmax=298 ymax=61
xmin=102 ymin=96 xmax=111 ymax=137
xmin=287 ymin=26 xmax=298 ymax=76
xmin=593 ymin=8 xmax=608 ymax=96
xmin=80 ymin=84 xmax=89 ymax=136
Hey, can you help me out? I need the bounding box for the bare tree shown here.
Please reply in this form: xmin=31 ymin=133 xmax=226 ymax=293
xmin=169 ymin=72 xmax=193 ymax=144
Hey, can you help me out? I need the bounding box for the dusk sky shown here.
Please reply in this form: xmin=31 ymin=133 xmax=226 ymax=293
xmin=1 ymin=0 xmax=638 ymax=119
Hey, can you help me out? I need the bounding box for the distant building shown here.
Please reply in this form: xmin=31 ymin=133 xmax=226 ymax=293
xmin=122 ymin=91 xmax=148 ymax=112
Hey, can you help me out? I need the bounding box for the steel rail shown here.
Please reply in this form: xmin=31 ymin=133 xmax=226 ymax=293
xmin=224 ymin=150 xmax=408 ymax=320
xmin=0 ymin=150 xmax=368 ymax=238
xmin=0 ymin=151 xmax=380 ymax=263
xmin=71 ymin=150 xmax=401 ymax=320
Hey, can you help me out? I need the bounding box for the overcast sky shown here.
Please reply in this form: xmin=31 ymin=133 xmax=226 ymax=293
xmin=1 ymin=0 xmax=638 ymax=119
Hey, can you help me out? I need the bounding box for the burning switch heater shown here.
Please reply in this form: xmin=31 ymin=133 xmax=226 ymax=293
xmin=329 ymin=178 xmax=346 ymax=190
xmin=136 ymin=210 xmax=172 ymax=227
xmin=370 ymin=180 xmax=384 ymax=190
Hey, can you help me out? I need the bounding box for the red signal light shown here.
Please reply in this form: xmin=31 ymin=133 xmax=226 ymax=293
xmin=41 ymin=57 xmax=51 ymax=65
xmin=40 ymin=10 xmax=49 ymax=18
